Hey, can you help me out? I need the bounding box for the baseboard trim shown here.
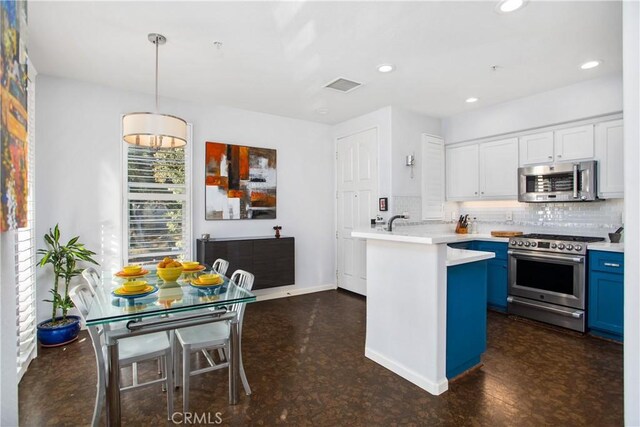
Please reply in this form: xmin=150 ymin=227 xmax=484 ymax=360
xmin=365 ymin=347 xmax=448 ymax=396
xmin=253 ymin=283 xmax=338 ymax=302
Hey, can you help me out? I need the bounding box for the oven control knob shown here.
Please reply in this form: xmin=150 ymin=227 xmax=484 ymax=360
xmin=558 ymin=243 xmax=565 ymax=250
xmin=517 ymin=241 xmax=524 ymax=246
xmin=551 ymin=243 xmax=557 ymax=249
xmin=530 ymin=242 xmax=537 ymax=247
xmin=524 ymin=242 xmax=530 ymax=247
xmin=575 ymin=245 xmax=582 ymax=251
xmin=511 ymin=241 xmax=518 ymax=246
xmin=566 ymin=244 xmax=574 ymax=250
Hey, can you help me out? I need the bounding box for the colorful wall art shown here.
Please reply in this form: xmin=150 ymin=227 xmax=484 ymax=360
xmin=205 ymin=142 xmax=277 ymax=220
xmin=0 ymin=0 xmax=28 ymax=231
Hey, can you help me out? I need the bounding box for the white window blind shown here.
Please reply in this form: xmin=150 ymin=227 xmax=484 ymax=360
xmin=16 ymin=68 xmax=36 ymax=381
xmin=123 ymin=128 xmax=192 ymax=266
xmin=421 ymin=134 xmax=445 ymax=220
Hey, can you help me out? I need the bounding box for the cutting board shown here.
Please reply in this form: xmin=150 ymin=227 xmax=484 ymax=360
xmin=490 ymin=231 xmax=523 ymax=237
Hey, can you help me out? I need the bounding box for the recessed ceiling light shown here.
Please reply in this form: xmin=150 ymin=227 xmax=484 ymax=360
xmin=377 ymin=64 xmax=395 ymax=73
xmin=465 ymin=97 xmax=479 ymax=103
xmin=316 ymin=108 xmax=329 ymax=115
xmin=496 ymin=0 xmax=526 ymax=13
xmin=580 ymin=60 xmax=601 ymax=70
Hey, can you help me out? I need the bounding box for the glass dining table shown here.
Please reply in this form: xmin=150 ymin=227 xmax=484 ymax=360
xmin=85 ymin=269 xmax=256 ymax=427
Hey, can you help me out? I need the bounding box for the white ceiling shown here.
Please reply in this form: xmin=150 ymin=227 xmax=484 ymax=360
xmin=28 ymin=1 xmax=622 ymax=125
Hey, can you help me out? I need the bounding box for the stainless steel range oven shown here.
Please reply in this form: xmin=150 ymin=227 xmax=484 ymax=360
xmin=507 ymin=233 xmax=604 ymax=332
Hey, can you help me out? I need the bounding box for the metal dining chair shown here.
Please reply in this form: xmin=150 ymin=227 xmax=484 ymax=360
xmin=173 ymin=269 xmax=254 ymax=412
xmin=70 ymin=283 xmax=174 ymax=426
xmin=211 ymin=258 xmax=230 ymax=275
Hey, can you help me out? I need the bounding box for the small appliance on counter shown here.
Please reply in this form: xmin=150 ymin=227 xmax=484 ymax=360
xmin=507 ymin=233 xmax=604 ymax=332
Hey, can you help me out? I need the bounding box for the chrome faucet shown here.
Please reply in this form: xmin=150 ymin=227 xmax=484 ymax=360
xmin=386 ymin=213 xmax=410 ymax=232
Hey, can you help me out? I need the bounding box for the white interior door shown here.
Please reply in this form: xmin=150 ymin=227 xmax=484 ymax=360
xmin=337 ymin=128 xmax=378 ymax=296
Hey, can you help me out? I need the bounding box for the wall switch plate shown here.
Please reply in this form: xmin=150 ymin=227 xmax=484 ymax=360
xmin=506 ymin=211 xmax=513 ymax=221
xmin=451 ymin=211 xmax=459 ymax=221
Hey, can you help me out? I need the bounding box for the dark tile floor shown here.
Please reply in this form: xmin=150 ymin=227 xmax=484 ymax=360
xmin=20 ymin=290 xmax=623 ymax=426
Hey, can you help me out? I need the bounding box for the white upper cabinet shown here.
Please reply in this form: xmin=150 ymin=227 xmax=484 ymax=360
xmin=446 ymin=117 xmax=622 ymax=202
xmin=595 ymin=120 xmax=624 ymax=198
xmin=554 ymin=124 xmax=594 ymax=162
xmin=479 ymin=138 xmax=519 ymax=198
xmin=446 ymin=144 xmax=479 ymax=200
xmin=519 ymin=125 xmax=595 ymax=166
xmin=519 ymin=132 xmax=554 ymax=165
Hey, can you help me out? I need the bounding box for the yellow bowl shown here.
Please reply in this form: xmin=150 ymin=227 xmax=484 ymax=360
xmin=182 ymin=261 xmax=200 ymax=269
xmin=198 ymin=274 xmax=222 ymax=285
xmin=123 ymin=265 xmax=142 ymax=274
xmin=157 ymin=266 xmax=183 ymax=281
xmin=122 ymin=280 xmax=147 ymax=292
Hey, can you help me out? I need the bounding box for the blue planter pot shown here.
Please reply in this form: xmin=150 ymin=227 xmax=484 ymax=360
xmin=37 ymin=315 xmax=81 ymax=347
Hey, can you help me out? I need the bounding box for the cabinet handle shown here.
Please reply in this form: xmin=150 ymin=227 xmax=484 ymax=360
xmin=474 ymin=192 xmax=478 ymax=195
xmin=547 ymin=156 xmax=553 ymax=160
xmin=557 ymin=154 xmax=562 ymax=158
xmin=481 ymin=192 xmax=484 ymax=194
xmin=603 ymin=262 xmax=620 ymax=268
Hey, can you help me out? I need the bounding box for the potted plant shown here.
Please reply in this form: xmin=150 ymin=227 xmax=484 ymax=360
xmin=36 ymin=224 xmax=98 ymax=347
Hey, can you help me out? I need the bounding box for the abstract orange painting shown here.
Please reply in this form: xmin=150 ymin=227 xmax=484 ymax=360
xmin=205 ymin=142 xmax=276 ymax=220
xmin=0 ymin=0 xmax=28 ymax=231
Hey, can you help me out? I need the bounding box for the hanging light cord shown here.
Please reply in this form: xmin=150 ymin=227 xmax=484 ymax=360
xmin=154 ymin=35 xmax=159 ymax=112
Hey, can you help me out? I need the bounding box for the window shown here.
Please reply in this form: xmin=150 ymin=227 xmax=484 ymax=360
xmin=123 ymin=126 xmax=192 ymax=266
xmin=16 ymin=66 xmax=36 ymax=381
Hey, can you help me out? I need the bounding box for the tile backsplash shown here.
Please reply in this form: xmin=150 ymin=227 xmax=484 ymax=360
xmin=391 ymin=196 xmax=423 ymax=225
xmin=392 ymin=196 xmax=624 ymax=237
xmin=458 ymin=199 xmax=623 ymax=230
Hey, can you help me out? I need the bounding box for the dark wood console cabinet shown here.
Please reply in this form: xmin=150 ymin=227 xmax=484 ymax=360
xmin=196 ymin=236 xmax=295 ymax=290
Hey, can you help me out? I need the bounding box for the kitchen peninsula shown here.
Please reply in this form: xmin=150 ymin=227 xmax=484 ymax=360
xmin=351 ymin=228 xmax=498 ymax=395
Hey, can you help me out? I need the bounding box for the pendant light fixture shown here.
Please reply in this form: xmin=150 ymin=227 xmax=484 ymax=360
xmin=122 ymin=33 xmax=187 ymax=149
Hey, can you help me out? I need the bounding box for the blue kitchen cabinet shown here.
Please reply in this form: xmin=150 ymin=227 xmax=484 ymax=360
xmin=448 ymin=241 xmax=474 ymax=250
xmin=447 ymin=260 xmax=488 ymax=379
xmin=588 ymin=251 xmax=624 ymax=340
xmin=474 ymin=241 xmax=509 ymax=312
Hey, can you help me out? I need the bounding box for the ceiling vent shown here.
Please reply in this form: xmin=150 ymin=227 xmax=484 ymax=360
xmin=324 ymin=77 xmax=362 ymax=93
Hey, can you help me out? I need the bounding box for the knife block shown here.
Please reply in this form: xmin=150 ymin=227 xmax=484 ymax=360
xmin=455 ymin=224 xmax=468 ymax=234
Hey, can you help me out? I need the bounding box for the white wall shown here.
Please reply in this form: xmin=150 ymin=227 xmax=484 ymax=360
xmin=443 ymin=74 xmax=623 ymax=144
xmin=35 ymin=75 xmax=335 ymax=322
xmin=391 ymin=107 xmax=441 ymax=197
xmin=332 ymin=106 xmax=442 ymax=213
xmin=623 ymin=1 xmax=640 ymax=425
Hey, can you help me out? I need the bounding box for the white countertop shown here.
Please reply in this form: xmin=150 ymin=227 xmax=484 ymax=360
xmin=351 ymin=228 xmax=509 ymax=245
xmin=446 ymin=247 xmax=495 ymax=266
xmin=587 ymin=242 xmax=624 ymax=253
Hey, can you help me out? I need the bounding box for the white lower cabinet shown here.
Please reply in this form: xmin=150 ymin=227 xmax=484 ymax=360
xmin=446 ymin=138 xmax=518 ymax=201
xmin=595 ymin=120 xmax=624 ymax=198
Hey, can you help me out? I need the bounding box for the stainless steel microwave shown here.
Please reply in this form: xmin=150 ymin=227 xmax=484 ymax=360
xmin=518 ymin=160 xmax=598 ymax=203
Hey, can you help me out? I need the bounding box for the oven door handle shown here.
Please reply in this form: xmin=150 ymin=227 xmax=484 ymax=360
xmin=507 ymin=296 xmax=584 ymax=319
xmin=508 ymin=250 xmax=584 ymax=264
